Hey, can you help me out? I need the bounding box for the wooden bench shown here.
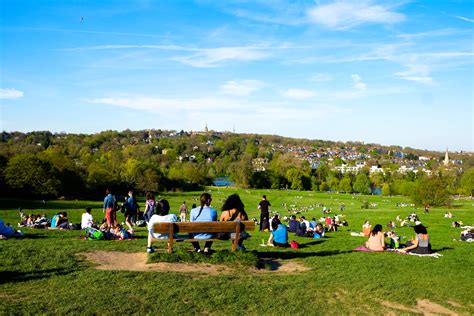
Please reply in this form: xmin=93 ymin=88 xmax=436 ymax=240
xmin=152 ymin=221 xmax=256 ymax=253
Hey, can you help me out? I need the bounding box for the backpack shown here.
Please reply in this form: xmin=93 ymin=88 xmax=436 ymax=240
xmin=290 ymin=240 xmax=300 ymax=249
xmin=86 ymin=227 xmax=104 ymax=240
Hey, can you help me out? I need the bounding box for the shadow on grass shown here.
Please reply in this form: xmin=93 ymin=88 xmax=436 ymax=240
xmin=0 ymin=267 xmax=77 ymax=284
xmin=432 ymin=247 xmax=454 ymax=252
xmin=256 ymin=249 xmax=352 ymax=260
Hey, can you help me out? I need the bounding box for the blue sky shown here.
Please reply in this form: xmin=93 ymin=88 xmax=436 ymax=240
xmin=0 ymin=0 xmax=473 ymax=151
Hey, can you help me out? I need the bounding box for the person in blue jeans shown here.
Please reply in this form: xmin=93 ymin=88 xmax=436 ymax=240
xmin=190 ymin=193 xmax=217 ymax=254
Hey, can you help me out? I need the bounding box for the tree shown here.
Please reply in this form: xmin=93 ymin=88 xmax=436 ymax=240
xmin=382 ymin=183 xmax=392 ymax=196
xmin=460 ymin=168 xmax=474 ymax=196
xmin=338 ymin=176 xmax=352 ymax=193
xmin=4 ymin=153 xmax=61 ymax=196
xmin=411 ymin=177 xmax=451 ymax=207
xmin=353 ymin=173 xmax=371 ymax=194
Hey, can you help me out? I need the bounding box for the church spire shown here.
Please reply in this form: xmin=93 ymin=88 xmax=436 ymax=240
xmin=444 ymin=148 xmax=449 ymax=166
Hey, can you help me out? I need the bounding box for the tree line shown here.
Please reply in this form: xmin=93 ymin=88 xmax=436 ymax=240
xmin=0 ymin=130 xmax=472 ymax=206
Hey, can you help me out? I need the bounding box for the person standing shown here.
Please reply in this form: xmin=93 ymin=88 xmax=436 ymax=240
xmin=179 ymin=201 xmax=188 ymax=222
xmin=144 ymin=192 xmax=156 ymax=223
xmin=258 ymin=195 xmax=271 ymax=231
xmin=126 ymin=190 xmax=137 ymax=224
xmin=103 ymin=188 xmax=116 ymax=227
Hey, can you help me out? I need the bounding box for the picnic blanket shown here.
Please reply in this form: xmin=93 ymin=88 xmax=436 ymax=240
xmin=353 ymin=246 xmax=443 ymax=258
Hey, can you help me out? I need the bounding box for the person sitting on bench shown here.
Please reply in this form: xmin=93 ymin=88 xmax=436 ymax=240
xmin=190 ymin=193 xmax=217 ymax=254
xmin=147 ymin=199 xmax=177 ymax=253
xmin=220 ymin=193 xmax=250 ymax=251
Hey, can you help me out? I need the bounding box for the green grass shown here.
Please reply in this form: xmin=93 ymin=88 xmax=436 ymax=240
xmin=1 ymin=188 xmax=473 ymax=315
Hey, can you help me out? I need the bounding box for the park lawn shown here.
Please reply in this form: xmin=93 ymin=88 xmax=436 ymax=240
xmin=0 ymin=188 xmax=473 ymax=315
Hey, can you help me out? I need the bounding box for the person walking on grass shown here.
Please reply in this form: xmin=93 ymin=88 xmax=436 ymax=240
xmin=258 ymin=195 xmax=271 ymax=232
xmin=190 ymin=193 xmax=217 ymax=254
xmin=179 ymin=201 xmax=188 ymax=222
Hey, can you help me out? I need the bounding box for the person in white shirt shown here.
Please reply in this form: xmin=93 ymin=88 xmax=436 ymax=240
xmin=147 ymin=199 xmax=177 ymax=253
xmin=81 ymin=207 xmax=94 ymax=229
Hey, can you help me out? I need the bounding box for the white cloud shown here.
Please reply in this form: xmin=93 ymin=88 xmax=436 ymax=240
xmin=0 ymin=88 xmax=24 ymax=99
xmin=171 ymin=46 xmax=269 ymax=68
xmin=394 ymin=65 xmax=433 ymax=84
xmin=282 ymin=88 xmax=316 ymax=100
xmin=307 ymin=1 xmax=405 ymax=30
xmin=64 ymin=44 xmax=273 ymax=68
xmin=220 ymin=80 xmax=266 ymax=96
xmin=456 ymin=16 xmax=474 ymax=23
xmin=351 ymin=74 xmax=367 ymax=90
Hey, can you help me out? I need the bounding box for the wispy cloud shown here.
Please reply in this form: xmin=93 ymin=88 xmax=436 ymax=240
xmin=171 ymin=46 xmax=269 ymax=68
xmin=13 ymin=27 xmax=174 ymax=39
xmin=307 ymin=1 xmax=405 ymax=30
xmin=351 ymin=74 xmax=367 ymax=90
xmin=220 ymin=80 xmax=267 ymax=96
xmin=394 ymin=65 xmax=433 ymax=84
xmin=0 ymin=88 xmax=24 ymax=99
xmin=63 ymin=44 xmax=279 ymax=68
xmin=282 ymin=88 xmax=316 ymax=100
xmin=455 ymin=16 xmax=474 ymax=23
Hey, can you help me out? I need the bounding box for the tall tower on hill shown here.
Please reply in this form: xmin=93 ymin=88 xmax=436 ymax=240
xmin=444 ymin=148 xmax=450 ymax=166
xmin=204 ymin=123 xmax=208 ymax=133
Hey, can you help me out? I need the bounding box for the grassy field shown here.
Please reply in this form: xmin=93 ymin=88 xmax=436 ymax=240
xmin=1 ymin=188 xmax=473 ymax=315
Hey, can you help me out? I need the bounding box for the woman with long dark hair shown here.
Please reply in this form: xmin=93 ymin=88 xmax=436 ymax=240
xmin=400 ymin=224 xmax=431 ymax=254
xmin=365 ymin=224 xmax=385 ymax=251
xmin=189 ymin=193 xmax=217 ymax=254
xmin=220 ymin=194 xmax=249 ymax=250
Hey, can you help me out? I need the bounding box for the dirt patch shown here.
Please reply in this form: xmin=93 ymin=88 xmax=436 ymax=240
xmin=381 ymin=299 xmax=459 ymax=315
xmin=80 ymin=251 xmax=232 ymax=275
xmin=80 ymin=251 xmax=310 ymax=274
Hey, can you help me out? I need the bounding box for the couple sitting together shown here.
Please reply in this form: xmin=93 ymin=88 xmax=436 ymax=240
xmin=146 ymin=193 xmax=250 ymax=254
xmin=363 ymin=223 xmax=432 ymax=254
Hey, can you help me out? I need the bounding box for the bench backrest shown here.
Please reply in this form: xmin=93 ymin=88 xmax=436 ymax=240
xmin=152 ymin=221 xmax=255 ymax=234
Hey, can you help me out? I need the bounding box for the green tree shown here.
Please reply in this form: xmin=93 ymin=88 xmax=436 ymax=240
xmin=460 ymin=168 xmax=474 ymax=196
xmin=411 ymin=177 xmax=451 ymax=206
xmin=382 ymin=183 xmax=392 ymax=196
xmin=353 ymin=173 xmax=371 ymax=194
xmin=338 ymin=176 xmax=352 ymax=193
xmin=4 ymin=153 xmax=61 ymax=196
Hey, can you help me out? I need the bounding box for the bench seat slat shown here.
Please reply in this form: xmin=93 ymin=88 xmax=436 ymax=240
xmin=152 ymin=221 xmax=255 ymax=234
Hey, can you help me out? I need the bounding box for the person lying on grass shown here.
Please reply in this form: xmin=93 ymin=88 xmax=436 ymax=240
xmin=267 ymin=217 xmax=289 ymax=247
xmin=147 ymin=199 xmax=177 ymax=253
xmin=111 ymin=224 xmax=133 ymax=240
xmin=0 ymin=219 xmax=24 ymax=239
xmin=219 ymin=193 xmax=250 ymax=251
xmin=399 ymin=224 xmax=432 ymax=254
xmin=365 ymin=224 xmax=385 ymax=251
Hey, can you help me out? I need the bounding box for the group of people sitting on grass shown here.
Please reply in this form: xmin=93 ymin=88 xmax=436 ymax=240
xmin=285 ymin=214 xmax=348 ymax=238
xmin=17 ymin=210 xmax=79 ymax=230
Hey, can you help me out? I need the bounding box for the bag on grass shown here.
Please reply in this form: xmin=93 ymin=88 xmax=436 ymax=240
xmin=290 ymin=240 xmax=300 ymax=249
xmin=86 ymin=227 xmax=104 ymax=240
